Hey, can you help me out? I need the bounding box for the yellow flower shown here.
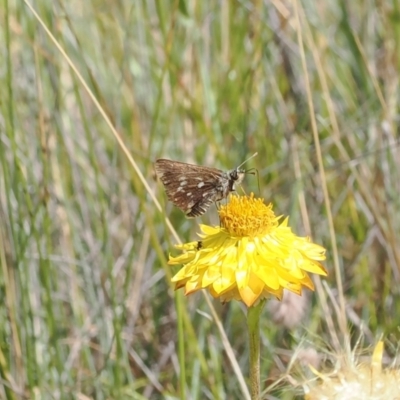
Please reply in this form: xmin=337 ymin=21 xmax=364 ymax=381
xmin=169 ymin=194 xmax=327 ymax=307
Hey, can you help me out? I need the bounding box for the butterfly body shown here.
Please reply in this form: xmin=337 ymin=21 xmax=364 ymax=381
xmin=154 ymin=159 xmax=245 ymax=217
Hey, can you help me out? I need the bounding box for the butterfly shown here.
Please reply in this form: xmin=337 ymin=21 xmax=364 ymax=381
xmin=154 ymin=153 xmax=257 ymax=217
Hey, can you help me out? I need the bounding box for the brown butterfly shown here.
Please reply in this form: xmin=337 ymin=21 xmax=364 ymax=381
xmin=154 ymin=154 xmax=257 ymax=217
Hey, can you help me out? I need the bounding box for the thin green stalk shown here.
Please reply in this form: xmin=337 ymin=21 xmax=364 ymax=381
xmin=176 ymin=291 xmax=186 ymax=399
xmin=247 ymin=299 xmax=266 ymax=400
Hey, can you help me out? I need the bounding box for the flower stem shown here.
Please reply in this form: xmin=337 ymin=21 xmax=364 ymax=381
xmin=247 ymin=299 xmax=266 ymax=400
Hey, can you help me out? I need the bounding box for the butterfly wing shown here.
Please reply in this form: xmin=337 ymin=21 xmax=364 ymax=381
xmin=154 ymin=159 xmax=227 ymax=217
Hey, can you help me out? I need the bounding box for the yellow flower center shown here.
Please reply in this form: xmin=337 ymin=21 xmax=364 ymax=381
xmin=219 ymin=194 xmax=278 ymax=237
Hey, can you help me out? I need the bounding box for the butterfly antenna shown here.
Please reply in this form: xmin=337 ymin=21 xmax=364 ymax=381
xmin=237 ymin=152 xmax=258 ymax=169
xmin=255 ymin=169 xmax=260 ymax=195
xmin=243 ymin=167 xmax=260 ymax=194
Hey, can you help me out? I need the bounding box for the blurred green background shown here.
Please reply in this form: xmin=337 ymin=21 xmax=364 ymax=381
xmin=1 ymin=0 xmax=400 ymax=398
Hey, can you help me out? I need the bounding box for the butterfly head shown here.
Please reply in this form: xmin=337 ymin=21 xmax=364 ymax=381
xmin=228 ymin=168 xmax=246 ymax=191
